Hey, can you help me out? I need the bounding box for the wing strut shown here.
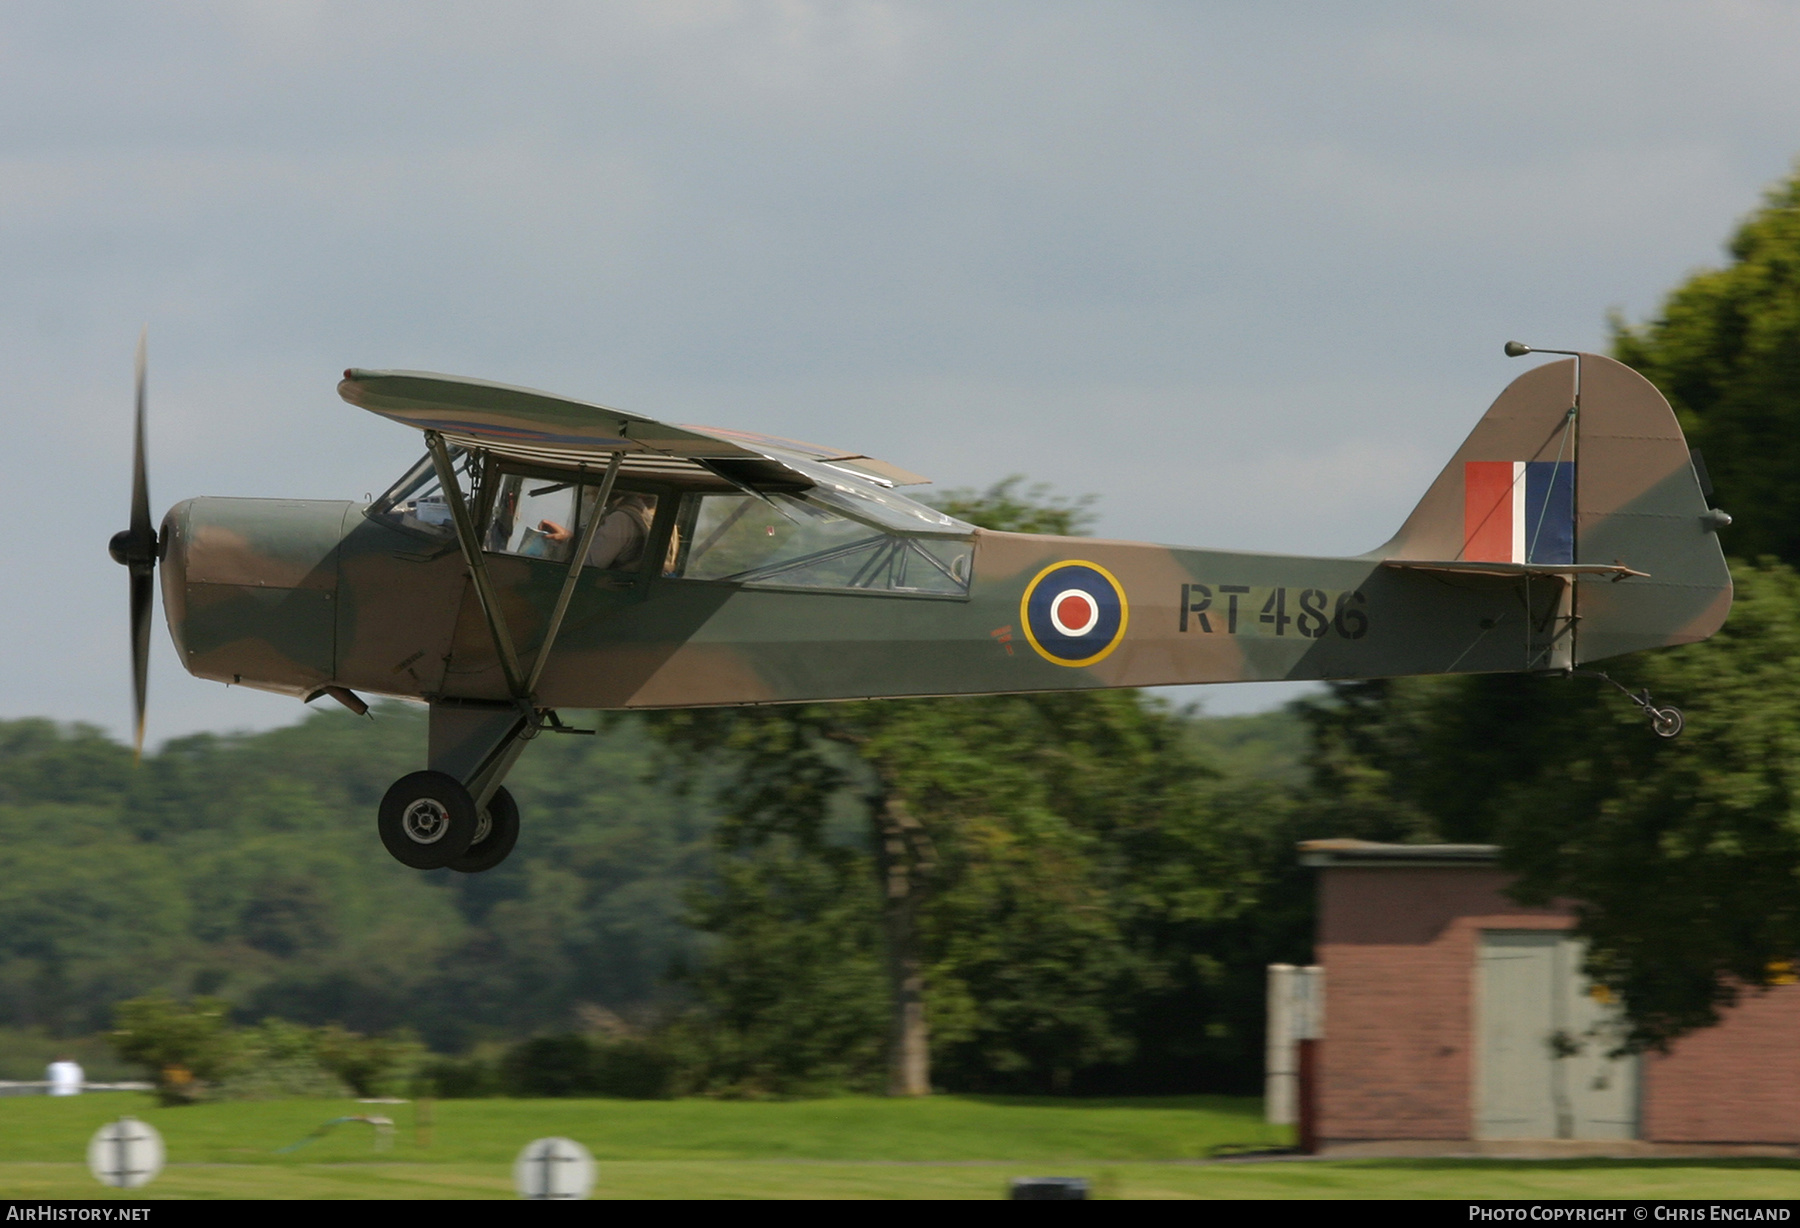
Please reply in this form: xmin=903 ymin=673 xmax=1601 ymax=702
xmin=426 ymin=431 xmax=529 ymax=703
xmin=425 ymin=430 xmax=622 ymax=740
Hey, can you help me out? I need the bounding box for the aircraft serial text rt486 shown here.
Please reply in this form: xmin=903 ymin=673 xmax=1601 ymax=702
xmin=108 ymin=342 xmax=1731 ymax=872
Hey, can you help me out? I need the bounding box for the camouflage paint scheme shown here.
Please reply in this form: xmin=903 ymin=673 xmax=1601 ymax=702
xmin=157 ymin=355 xmax=1730 ymax=737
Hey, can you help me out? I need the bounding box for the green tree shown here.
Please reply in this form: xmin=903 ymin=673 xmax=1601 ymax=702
xmin=0 ymin=803 xmax=191 ymax=1033
xmin=313 ymin=1024 xmax=429 ymax=1098
xmin=110 ymin=995 xmax=236 ymax=1103
xmin=0 ymin=707 xmax=719 ymax=1048
xmin=926 ymin=475 xmax=1097 ymax=537
xmin=675 ymin=840 xmax=888 ymax=1095
xmin=210 ymin=1018 xmax=351 ymax=1101
xmin=661 ymin=687 xmax=1291 ymax=1095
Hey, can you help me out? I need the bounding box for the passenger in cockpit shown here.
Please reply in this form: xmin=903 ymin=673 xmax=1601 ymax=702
xmin=538 ymin=492 xmax=654 ymax=571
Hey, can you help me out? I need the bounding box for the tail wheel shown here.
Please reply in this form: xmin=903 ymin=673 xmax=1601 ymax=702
xmin=448 ymin=786 xmax=521 ymax=874
xmin=378 ymin=771 xmax=479 ymax=869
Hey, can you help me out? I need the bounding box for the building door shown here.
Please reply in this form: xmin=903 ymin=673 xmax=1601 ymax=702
xmin=1476 ymin=931 xmax=1637 ymax=1140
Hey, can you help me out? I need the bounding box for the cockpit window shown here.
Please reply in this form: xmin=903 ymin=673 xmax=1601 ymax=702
xmin=671 ymin=492 xmax=971 ymax=596
xmin=368 ymin=453 xmax=457 ymax=540
xmin=484 ymin=473 xmax=658 ymax=571
xmin=369 ymin=453 xmax=657 ymax=572
xmin=370 ymin=448 xmax=968 ymax=592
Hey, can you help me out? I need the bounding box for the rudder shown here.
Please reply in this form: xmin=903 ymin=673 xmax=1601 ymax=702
xmin=1377 ymin=353 xmax=1731 ymax=666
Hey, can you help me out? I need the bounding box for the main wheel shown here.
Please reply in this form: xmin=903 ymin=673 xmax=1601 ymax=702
xmin=448 ymin=786 xmax=521 ymax=874
xmin=1651 ymin=706 xmax=1685 ymax=739
xmin=378 ymin=771 xmax=479 ymax=869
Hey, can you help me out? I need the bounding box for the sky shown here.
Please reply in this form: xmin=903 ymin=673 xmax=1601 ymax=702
xmin=6 ymin=0 xmax=1800 ymax=746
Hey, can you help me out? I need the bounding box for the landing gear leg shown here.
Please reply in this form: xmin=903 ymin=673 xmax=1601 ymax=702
xmin=377 ymin=700 xmax=535 ymax=872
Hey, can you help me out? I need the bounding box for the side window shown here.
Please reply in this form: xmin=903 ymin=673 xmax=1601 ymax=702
xmin=680 ymin=494 xmax=882 ymax=583
xmin=673 ymin=494 xmax=970 ymax=595
xmin=486 ymin=475 xmax=576 ymax=560
xmin=894 ymin=537 xmax=972 ymax=595
xmin=398 ymin=481 xmax=455 ymax=536
xmin=486 ymin=474 xmax=658 ymax=571
xmin=369 ymin=454 xmax=456 ymax=540
xmin=370 ymin=455 xmax=660 ymax=572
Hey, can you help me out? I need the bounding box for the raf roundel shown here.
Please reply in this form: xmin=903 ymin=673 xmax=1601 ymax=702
xmin=1020 ymin=561 xmax=1129 ymax=667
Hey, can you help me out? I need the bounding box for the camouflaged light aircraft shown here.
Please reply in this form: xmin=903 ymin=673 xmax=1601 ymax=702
xmin=108 ymin=341 xmax=1732 ymax=873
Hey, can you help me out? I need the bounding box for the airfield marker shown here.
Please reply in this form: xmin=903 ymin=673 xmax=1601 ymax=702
xmin=515 ymin=1136 xmax=596 ymax=1200
xmin=88 ymin=1116 xmax=164 ymax=1190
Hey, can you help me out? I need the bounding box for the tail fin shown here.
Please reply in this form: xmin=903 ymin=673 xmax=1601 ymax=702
xmin=1379 ymin=353 xmax=1731 ymax=665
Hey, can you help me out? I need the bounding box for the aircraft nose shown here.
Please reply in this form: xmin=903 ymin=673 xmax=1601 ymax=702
xmin=158 ymin=497 xmax=353 ymax=696
xmin=159 ymin=502 xmax=192 ymax=659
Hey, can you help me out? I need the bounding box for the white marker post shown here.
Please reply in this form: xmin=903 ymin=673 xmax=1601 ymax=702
xmin=88 ymin=1117 xmax=164 ymax=1190
xmin=514 ymin=1136 xmax=595 ymax=1200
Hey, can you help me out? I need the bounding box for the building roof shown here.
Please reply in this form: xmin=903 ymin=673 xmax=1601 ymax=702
xmin=1298 ymin=838 xmax=1500 ymax=868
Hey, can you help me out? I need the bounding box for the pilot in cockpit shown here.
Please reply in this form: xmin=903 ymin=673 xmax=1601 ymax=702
xmin=538 ymin=491 xmax=654 ymax=571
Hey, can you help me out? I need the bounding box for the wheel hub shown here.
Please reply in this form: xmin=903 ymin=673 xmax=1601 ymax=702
xmin=401 ymin=798 xmax=451 ymax=844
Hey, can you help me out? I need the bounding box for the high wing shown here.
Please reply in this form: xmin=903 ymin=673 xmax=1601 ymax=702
xmin=337 ymin=369 xmax=930 ymax=488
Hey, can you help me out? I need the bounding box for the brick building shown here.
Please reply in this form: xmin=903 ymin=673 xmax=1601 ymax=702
xmin=1295 ymin=839 xmax=1800 ymax=1155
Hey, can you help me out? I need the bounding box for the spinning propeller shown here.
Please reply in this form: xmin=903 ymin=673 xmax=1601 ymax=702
xmin=106 ymin=332 xmax=157 ymax=757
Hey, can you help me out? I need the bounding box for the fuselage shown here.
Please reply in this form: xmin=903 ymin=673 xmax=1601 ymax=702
xmin=159 ymin=493 xmax=1625 ymax=709
xmin=158 ymin=354 xmax=1737 ymax=712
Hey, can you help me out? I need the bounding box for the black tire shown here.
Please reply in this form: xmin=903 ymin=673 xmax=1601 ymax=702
xmin=448 ymin=786 xmax=521 ymax=874
xmin=378 ymin=771 xmax=479 ymax=869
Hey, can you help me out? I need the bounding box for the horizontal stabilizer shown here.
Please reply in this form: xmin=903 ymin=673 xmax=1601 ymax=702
xmin=1382 ymin=559 xmax=1649 ymax=580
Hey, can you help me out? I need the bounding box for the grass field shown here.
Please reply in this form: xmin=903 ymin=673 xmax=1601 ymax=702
xmin=3 ymin=1094 xmax=1798 ymax=1200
